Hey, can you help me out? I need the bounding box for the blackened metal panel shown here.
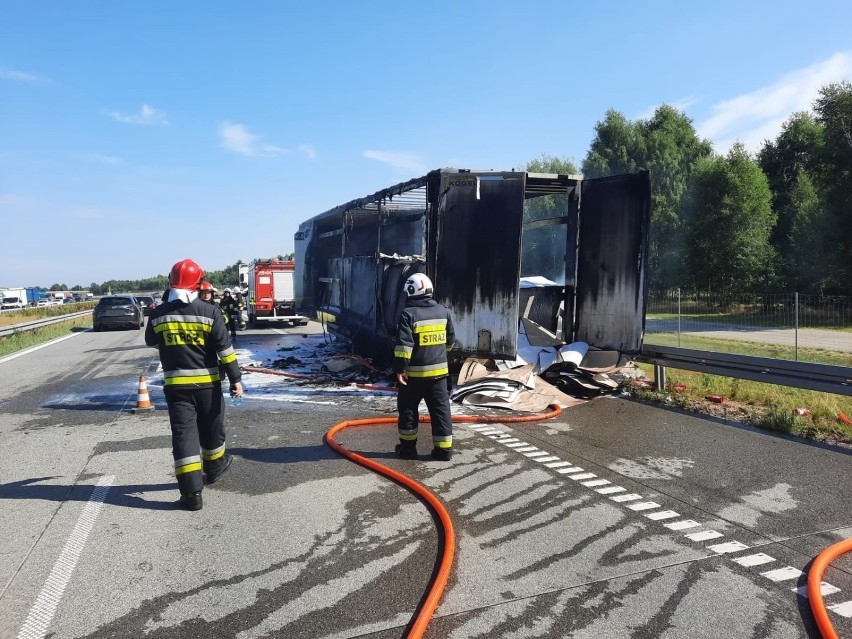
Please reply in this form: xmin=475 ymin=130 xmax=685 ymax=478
xmin=429 ymin=172 xmax=526 ymax=359
xmin=575 ymin=170 xmax=651 ymax=353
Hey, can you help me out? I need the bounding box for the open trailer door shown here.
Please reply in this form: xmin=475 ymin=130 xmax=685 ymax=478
xmin=574 ymin=170 xmax=651 ymax=354
xmin=429 ymin=171 xmax=526 ymax=360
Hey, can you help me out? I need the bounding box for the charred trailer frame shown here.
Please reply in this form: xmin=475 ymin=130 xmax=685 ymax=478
xmin=295 ymin=168 xmax=651 ymax=369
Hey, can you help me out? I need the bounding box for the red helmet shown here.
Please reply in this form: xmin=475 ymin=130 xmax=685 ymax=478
xmin=169 ymin=259 xmax=204 ymax=290
xmin=199 ymin=281 xmax=214 ymax=292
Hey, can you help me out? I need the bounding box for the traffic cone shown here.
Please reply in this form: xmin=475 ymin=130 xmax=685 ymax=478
xmin=131 ymin=375 xmax=155 ymax=413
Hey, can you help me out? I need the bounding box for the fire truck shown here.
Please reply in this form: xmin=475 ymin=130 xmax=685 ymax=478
xmin=246 ymin=259 xmax=308 ymax=327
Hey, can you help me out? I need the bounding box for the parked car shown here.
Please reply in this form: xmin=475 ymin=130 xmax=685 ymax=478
xmin=92 ymin=294 xmax=144 ymax=331
xmin=135 ymin=295 xmax=157 ymax=316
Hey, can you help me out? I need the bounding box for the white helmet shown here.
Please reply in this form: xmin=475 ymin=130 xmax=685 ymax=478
xmin=404 ymin=273 xmax=433 ymax=298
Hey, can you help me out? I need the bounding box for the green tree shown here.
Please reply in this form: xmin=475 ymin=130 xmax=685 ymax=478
xmin=757 ymin=111 xmax=826 ymax=290
xmin=812 ymin=81 xmax=852 ymax=291
xmin=582 ymin=106 xmax=712 ymax=290
xmin=683 ymin=144 xmax=776 ymax=295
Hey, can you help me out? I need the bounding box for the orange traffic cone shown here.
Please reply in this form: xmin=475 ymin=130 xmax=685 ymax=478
xmin=131 ymin=374 xmax=155 ymax=413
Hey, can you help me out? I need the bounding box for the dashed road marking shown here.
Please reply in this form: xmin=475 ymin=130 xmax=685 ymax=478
xmin=762 ymin=566 xmax=804 ymax=582
xmin=581 ymin=479 xmax=610 ymax=487
xmin=795 ymin=582 xmax=841 ymax=597
xmin=828 ymin=601 xmax=852 ymax=617
xmin=544 ymin=461 xmax=574 ymax=469
xmin=556 ymin=466 xmax=583 ymax=474
xmin=685 ymin=530 xmax=724 ymax=542
xmin=611 ymin=493 xmax=643 ymax=503
xmin=708 ymin=541 xmax=750 ymax=554
xmin=596 ymin=485 xmax=626 ymax=495
xmin=645 ymin=510 xmax=680 ymax=521
xmin=535 ymin=456 xmax=561 ymax=463
xmin=732 ymin=553 xmax=775 ymax=567
xmin=664 ymin=519 xmax=701 ymax=530
xmin=627 ymin=501 xmax=661 ymax=512
xmin=566 ymin=472 xmax=597 ymax=481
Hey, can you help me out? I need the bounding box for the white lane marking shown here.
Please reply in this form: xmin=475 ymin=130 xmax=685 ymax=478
xmin=514 ymin=446 xmax=539 ymax=453
xmin=499 ymin=438 xmax=521 ymax=444
xmin=17 ymin=476 xmax=114 ymax=639
xmin=645 ymin=510 xmax=680 ymax=521
xmin=627 ymin=501 xmax=661 ymax=512
xmin=708 ymin=541 xmax=750 ymax=554
xmin=505 ymin=442 xmax=531 ymax=448
xmin=794 ymin=582 xmax=841 ymax=598
xmin=467 ymin=424 xmax=489 ymax=430
xmin=685 ymin=530 xmax=724 ymax=542
xmin=478 ymin=429 xmax=503 ymax=436
xmin=544 ymin=461 xmax=574 ymax=468
xmin=556 ymin=466 xmax=584 ymax=474
xmin=828 ymin=601 xmax=852 ymax=617
xmin=611 ymin=493 xmax=643 ymax=503
xmin=523 ymin=451 xmax=550 ymax=458
xmin=761 ymin=566 xmax=804 ymax=582
xmin=664 ymin=519 xmax=701 ymax=530
xmin=732 ymin=553 xmax=775 ymax=567
xmin=596 ymin=486 xmax=626 ymax=495
xmin=581 ymin=479 xmax=610 ymax=487
xmin=567 ymin=473 xmax=597 ymax=481
xmin=535 ymin=456 xmax=561 ymax=463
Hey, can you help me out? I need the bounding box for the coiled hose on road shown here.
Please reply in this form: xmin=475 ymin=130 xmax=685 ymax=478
xmin=325 ymin=404 xmax=562 ymax=639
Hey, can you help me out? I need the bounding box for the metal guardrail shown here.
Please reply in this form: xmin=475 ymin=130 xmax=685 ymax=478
xmin=638 ymin=344 xmax=852 ymax=397
xmin=0 ymin=311 xmax=90 ymax=338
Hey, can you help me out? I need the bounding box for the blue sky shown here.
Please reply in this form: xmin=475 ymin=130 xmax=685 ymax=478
xmin=2 ymin=1 xmax=851 ymax=288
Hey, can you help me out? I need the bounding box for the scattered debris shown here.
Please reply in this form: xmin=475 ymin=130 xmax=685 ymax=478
xmin=793 ymin=407 xmax=811 ymax=417
xmin=706 ymin=395 xmax=725 ymax=404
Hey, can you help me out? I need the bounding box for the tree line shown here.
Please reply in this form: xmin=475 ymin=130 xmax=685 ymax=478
xmin=523 ymin=80 xmax=852 ymax=297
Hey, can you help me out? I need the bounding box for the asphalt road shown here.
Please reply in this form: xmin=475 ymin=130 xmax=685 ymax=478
xmin=646 ymin=318 xmax=852 ymax=353
xmin=1 ymin=323 xmax=851 ymax=638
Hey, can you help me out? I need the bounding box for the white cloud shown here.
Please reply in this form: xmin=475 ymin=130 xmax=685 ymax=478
xmin=0 ymin=67 xmax=50 ymax=84
xmin=106 ymin=104 xmax=168 ymax=125
xmin=218 ymin=122 xmax=315 ymax=159
xmin=636 ymin=95 xmax=701 ymax=121
xmin=697 ymin=50 xmax=852 ymax=154
xmin=298 ymin=144 xmax=317 ymax=160
xmin=363 ymin=150 xmax=425 ymax=172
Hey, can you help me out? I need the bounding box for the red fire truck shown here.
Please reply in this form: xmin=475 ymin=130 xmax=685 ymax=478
xmin=246 ymin=259 xmax=308 ymax=327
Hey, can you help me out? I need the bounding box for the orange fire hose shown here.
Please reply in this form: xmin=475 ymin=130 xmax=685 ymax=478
xmin=809 ymin=537 xmax=852 ymax=639
xmin=325 ymin=403 xmax=561 ymax=638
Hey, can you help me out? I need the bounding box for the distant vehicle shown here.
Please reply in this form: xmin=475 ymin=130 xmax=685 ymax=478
xmin=246 ymin=259 xmax=308 ymax=327
xmin=135 ymin=295 xmax=156 ymax=316
xmin=1 ymin=288 xmax=28 ymax=310
xmin=36 ymin=298 xmax=50 ymax=308
xmin=92 ymin=295 xmax=144 ymax=331
xmin=25 ymin=287 xmax=45 ymax=306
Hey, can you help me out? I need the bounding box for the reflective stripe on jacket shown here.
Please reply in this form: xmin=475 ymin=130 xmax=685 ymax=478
xmin=145 ymin=297 xmax=241 ymax=388
xmin=394 ymin=297 xmax=455 ymax=378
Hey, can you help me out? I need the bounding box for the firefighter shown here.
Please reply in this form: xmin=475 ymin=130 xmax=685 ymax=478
xmin=199 ymin=280 xmax=215 ymax=304
xmin=393 ymin=273 xmax=456 ymax=461
xmin=219 ymin=289 xmax=240 ymax=339
xmin=145 ymin=259 xmax=243 ymax=511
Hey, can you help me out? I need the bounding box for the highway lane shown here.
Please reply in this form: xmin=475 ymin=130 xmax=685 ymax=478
xmin=0 ymin=324 xmax=850 ymax=638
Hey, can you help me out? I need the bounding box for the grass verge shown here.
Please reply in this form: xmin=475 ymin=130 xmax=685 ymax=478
xmin=630 ymin=363 xmax=852 ymax=447
xmin=0 ymin=316 xmax=93 ymax=358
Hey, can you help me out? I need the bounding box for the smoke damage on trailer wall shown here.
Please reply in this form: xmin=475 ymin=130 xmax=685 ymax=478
xmin=294 ymin=167 xmax=651 ymax=370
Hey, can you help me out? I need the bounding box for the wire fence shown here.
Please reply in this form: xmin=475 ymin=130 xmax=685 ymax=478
xmin=644 ymin=290 xmax=852 ymax=363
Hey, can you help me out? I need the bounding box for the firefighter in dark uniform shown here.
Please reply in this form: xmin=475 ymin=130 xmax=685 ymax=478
xmin=393 ymin=273 xmax=456 ymax=461
xmin=145 ymin=259 xmax=243 ymax=511
xmin=219 ymin=289 xmax=240 ymax=339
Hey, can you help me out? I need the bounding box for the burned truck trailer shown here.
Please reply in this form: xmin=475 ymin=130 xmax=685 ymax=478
xmin=294 ymin=168 xmax=651 ymax=369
